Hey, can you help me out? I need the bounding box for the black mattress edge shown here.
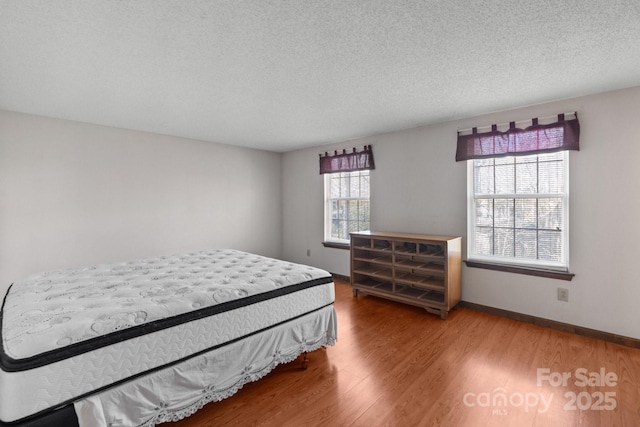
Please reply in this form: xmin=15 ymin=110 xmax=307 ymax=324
xmin=0 ymin=405 xmax=79 ymax=427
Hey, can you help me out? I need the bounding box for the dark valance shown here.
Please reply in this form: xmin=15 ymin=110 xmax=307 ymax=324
xmin=455 ymin=113 xmax=580 ymax=161
xmin=319 ymin=145 xmax=375 ymax=174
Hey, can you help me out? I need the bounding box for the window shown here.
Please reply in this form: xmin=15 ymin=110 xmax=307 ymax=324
xmin=467 ymin=151 xmax=569 ymax=271
xmin=319 ymin=145 xmax=374 ymax=246
xmin=324 ymin=170 xmax=370 ymax=243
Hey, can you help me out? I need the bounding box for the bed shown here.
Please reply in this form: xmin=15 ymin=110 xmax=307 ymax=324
xmin=0 ymin=249 xmax=337 ymax=426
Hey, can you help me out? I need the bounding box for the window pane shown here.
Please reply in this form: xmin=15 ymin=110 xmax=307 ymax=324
xmin=538 ymin=198 xmax=563 ymax=230
xmin=494 ymin=199 xmax=514 ymax=228
xmin=515 ymin=155 xmax=537 ymax=164
xmin=337 ymin=200 xmax=347 ymax=220
xmin=350 ymin=174 xmax=361 ymax=197
xmin=330 ymin=176 xmax=341 ymax=198
xmin=475 ymin=227 xmax=493 ymax=256
xmin=347 ymin=220 xmax=359 ymax=234
xmin=538 ymin=230 xmax=562 ymax=262
xmin=515 ymin=229 xmax=537 ymax=259
xmin=495 ymin=227 xmax=514 ymax=257
xmin=331 ymin=200 xmax=339 ymax=219
xmin=539 ymin=159 xmax=564 ymax=194
xmin=474 ymin=158 xmax=494 ymax=167
xmin=359 ymin=200 xmax=370 ymax=222
xmin=515 ymin=199 xmax=537 ymax=229
xmin=340 ymin=176 xmax=350 ymax=197
xmin=494 ymin=157 xmax=513 ymax=166
xmin=475 ymin=199 xmax=493 ymax=227
xmin=516 ymin=161 xmax=537 ymax=193
xmin=495 ymin=164 xmax=515 ymax=194
xmin=540 ymin=152 xmax=564 ymax=162
xmin=331 ymin=220 xmax=344 ymax=240
xmin=474 ymin=165 xmax=494 ymax=195
xmin=348 ymin=200 xmax=359 ymax=221
xmin=360 ymin=174 xmax=370 ymax=197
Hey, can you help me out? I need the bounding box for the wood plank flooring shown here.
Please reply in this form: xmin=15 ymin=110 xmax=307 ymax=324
xmin=162 ymin=279 xmax=640 ymax=426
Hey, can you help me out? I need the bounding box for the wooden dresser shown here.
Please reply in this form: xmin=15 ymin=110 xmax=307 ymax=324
xmin=350 ymin=231 xmax=462 ymax=319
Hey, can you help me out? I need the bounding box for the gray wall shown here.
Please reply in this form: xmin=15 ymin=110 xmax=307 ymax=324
xmin=0 ymin=111 xmax=283 ymax=295
xmin=282 ymin=86 xmax=640 ymax=340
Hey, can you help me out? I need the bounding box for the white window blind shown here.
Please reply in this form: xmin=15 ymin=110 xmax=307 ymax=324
xmin=467 ymin=151 xmax=569 ymax=270
xmin=324 ymin=170 xmax=370 ymax=243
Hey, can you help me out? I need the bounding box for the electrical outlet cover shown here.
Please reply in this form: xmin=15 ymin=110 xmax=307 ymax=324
xmin=557 ymin=287 xmax=569 ymax=302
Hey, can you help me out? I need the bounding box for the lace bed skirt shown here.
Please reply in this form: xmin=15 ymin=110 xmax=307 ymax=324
xmin=75 ymin=305 xmax=337 ymax=427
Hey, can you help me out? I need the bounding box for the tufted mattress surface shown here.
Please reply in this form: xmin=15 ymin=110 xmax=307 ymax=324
xmin=0 ymin=249 xmax=335 ymax=423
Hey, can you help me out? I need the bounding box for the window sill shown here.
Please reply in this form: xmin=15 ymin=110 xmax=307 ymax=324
xmin=322 ymin=241 xmax=350 ymax=250
xmin=465 ymin=260 xmax=574 ymax=281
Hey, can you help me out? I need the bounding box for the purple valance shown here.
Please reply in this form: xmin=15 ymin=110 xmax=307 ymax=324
xmin=319 ymin=145 xmax=375 ymax=174
xmin=455 ymin=113 xmax=580 ymax=161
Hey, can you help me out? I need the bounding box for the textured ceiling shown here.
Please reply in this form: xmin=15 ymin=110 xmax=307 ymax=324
xmin=1 ymin=1 xmax=639 ymax=152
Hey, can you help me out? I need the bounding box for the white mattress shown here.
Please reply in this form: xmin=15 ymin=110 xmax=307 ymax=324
xmin=0 ymin=249 xmax=335 ymax=424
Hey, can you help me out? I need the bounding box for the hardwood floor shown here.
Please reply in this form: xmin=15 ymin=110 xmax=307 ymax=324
xmin=163 ymin=279 xmax=640 ymax=426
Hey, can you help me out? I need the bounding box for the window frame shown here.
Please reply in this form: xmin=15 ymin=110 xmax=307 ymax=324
xmin=466 ymin=151 xmax=570 ymax=273
xmin=323 ymin=170 xmax=371 ymax=245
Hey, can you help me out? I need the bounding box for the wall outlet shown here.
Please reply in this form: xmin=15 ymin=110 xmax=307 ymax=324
xmin=557 ymin=287 xmax=569 ymax=302
xmin=307 ymin=249 xmax=311 ymax=257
